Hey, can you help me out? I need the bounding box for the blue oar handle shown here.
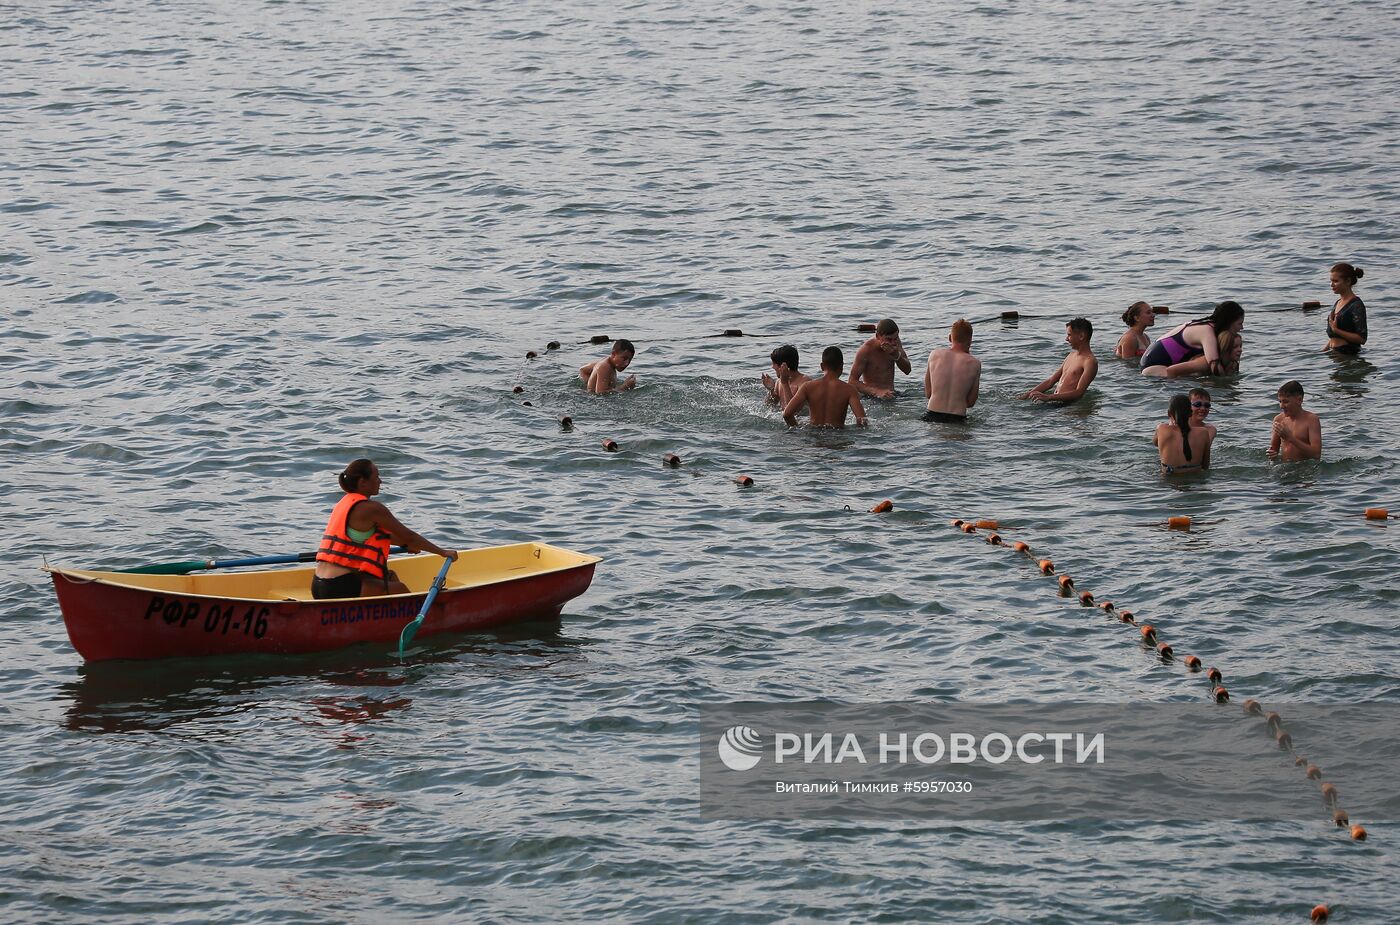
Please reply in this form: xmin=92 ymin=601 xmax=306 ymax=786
xmin=398 ymin=557 xmax=454 ymax=656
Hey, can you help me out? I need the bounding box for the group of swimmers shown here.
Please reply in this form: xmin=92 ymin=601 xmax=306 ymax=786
xmin=309 ymin=266 xmax=1365 ymax=599
xmin=574 ymin=262 xmax=1368 ymax=472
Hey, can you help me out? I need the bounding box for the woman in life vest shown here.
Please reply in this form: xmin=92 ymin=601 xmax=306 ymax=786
xmin=312 ymin=458 xmax=458 ymax=599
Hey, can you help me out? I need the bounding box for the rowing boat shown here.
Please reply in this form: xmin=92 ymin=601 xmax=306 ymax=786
xmin=46 ymin=542 xmax=600 ymax=662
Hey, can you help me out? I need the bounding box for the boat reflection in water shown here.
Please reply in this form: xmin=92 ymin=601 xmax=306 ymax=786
xmin=60 ymin=615 xmax=575 ymax=736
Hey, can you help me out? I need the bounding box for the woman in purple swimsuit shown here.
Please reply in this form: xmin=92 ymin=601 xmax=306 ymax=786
xmin=1141 ymin=301 xmax=1244 ymax=378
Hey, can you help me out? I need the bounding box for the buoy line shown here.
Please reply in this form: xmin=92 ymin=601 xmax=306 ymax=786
xmin=501 ymin=347 xmax=1377 ymax=921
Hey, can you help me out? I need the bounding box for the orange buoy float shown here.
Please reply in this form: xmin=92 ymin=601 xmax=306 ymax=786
xmin=1306 ymin=764 xmax=1322 ymax=781
xmin=1039 ymin=559 xmax=1055 ymax=574
xmin=1118 ymin=611 xmax=1136 ymax=624
xmin=1276 ymin=731 xmax=1294 ymax=750
xmin=871 ymin=500 xmax=894 ymax=513
xmin=1000 ymin=310 xmax=1019 ymax=321
xmin=1352 ymin=824 xmax=1367 ymax=841
xmin=1167 ymin=515 xmax=1191 ymax=530
xmin=986 ymin=533 xmax=1002 ymax=545
xmin=1012 ymin=541 xmax=1030 ymax=554
xmin=1184 ymin=655 xmax=1201 ymax=670
xmin=975 ymin=519 xmax=999 ymax=530
xmin=1157 ymin=642 xmax=1174 ymax=659
xmin=663 ymin=453 xmax=681 ymax=468
xmin=512 ymin=385 xmax=524 ymax=394
xmin=1153 ymin=305 xmax=1170 ymax=314
xmin=735 ymin=475 xmax=754 ymax=487
xmin=546 ymin=340 xmax=561 ymax=350
xmin=1365 ymin=508 xmax=1389 ymax=520
xmin=1266 ymin=712 xmax=1283 ymax=735
xmin=602 ymin=439 xmax=619 ymax=452
xmin=590 ymin=334 xmax=610 ymax=345
xmin=1097 ymin=600 xmax=1114 ymax=611
xmin=1058 ymin=575 xmax=1074 ymax=591
xmin=1302 ymin=300 xmax=1323 ymax=310
xmin=1207 ymin=667 xmax=1222 ymax=684
xmin=951 ymin=519 xmax=965 ymax=528
xmin=961 ymin=522 xmax=976 ymax=533
xmin=559 ymin=415 xmax=573 ymax=429
xmin=1079 ymin=591 xmax=1095 ymax=606
xmin=1213 ymin=686 xmax=1230 ymax=703
xmin=1311 ymin=904 xmax=1329 ymax=923
xmin=1321 ymin=783 xmax=1339 ymax=803
xmin=526 ymin=350 xmax=538 ymax=359
xmin=722 ymin=329 xmax=743 ymax=337
xmin=1243 ymin=699 xmax=1263 ymax=716
xmin=1294 ymin=756 xmax=1307 ymax=767
xmin=1332 ymin=809 xmax=1349 ymax=827
xmin=1140 ymin=624 xmax=1157 ymax=643
xmin=522 ymin=400 xmax=533 ymax=406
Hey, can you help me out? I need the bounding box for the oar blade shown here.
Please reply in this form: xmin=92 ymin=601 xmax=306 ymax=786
xmin=398 ymin=617 xmax=424 ymax=655
xmin=396 ymin=558 xmax=454 ymax=657
xmin=115 ymin=560 xmax=209 ymax=575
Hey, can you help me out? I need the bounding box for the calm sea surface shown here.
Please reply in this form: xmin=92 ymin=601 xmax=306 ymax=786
xmin=4 ymin=1 xmax=1399 ymax=921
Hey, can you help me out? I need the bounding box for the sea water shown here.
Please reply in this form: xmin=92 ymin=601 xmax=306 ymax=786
xmin=3 ymin=1 xmax=1398 ymax=921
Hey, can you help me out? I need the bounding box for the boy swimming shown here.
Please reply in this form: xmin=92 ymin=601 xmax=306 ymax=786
xmin=579 ymin=339 xmax=637 ymax=394
xmin=784 ymin=346 xmax=868 ymax=428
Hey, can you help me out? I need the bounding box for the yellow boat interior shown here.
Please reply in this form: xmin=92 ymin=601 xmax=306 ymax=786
xmin=49 ymin=543 xmax=601 ymax=602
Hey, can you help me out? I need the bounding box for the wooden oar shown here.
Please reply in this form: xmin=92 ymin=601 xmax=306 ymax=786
xmin=118 ymin=547 xmax=406 ymax=575
xmin=397 ymin=558 xmax=454 ymax=655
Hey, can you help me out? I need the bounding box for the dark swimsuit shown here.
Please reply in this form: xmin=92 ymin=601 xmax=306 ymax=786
xmin=923 ymin=409 xmax=967 ymax=423
xmin=1328 ymin=296 xmax=1367 ymax=354
xmin=311 ymin=570 xmax=364 ymax=600
xmin=1140 ymin=323 xmax=1207 ymax=368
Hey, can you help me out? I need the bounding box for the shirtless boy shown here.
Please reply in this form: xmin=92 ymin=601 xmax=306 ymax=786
xmin=1020 ymin=318 xmax=1098 ymax=404
xmin=578 ymin=339 xmax=637 ymax=394
xmin=784 ymin=346 xmax=868 ymax=428
xmin=1188 ymin=387 xmax=1216 ymax=468
xmin=849 ymin=319 xmax=912 ymax=399
xmin=761 ymin=344 xmax=810 ymax=409
xmin=1267 ymin=380 xmax=1322 ymax=461
xmin=923 ymin=319 xmax=981 ymax=422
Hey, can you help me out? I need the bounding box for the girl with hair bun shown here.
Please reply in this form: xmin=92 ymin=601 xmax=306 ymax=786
xmin=1325 ymin=262 xmax=1368 ymax=353
xmin=1114 ymin=301 xmax=1156 ymax=360
xmin=1154 ymin=394 xmax=1213 ymax=474
xmin=312 ymin=458 xmax=458 ymax=600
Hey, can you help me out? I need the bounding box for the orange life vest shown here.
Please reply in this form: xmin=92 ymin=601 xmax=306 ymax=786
xmin=316 ymin=493 xmax=391 ymax=580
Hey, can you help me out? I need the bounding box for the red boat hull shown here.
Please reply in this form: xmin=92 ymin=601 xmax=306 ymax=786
xmin=50 ymin=559 xmax=597 ymax=662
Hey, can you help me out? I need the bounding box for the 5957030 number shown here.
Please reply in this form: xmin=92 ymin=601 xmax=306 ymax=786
xmin=143 ymin=596 xmax=270 ymax=639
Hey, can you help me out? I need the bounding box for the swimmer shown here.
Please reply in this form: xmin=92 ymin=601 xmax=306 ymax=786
xmin=1155 ymin=394 xmax=1212 ymax=474
xmin=1157 ymin=387 xmax=1217 ymax=468
xmin=923 ymin=318 xmax=981 ymax=423
xmin=848 ymin=318 xmax=912 ymax=399
xmin=578 ymin=339 xmax=637 ymax=393
xmin=1268 ymin=380 xmax=1322 ymax=461
xmin=1114 ymin=301 xmax=1156 ymax=360
xmin=1216 ymin=330 xmax=1243 ymax=376
xmin=1324 ymin=262 xmax=1368 ymax=354
xmin=1019 ymin=318 xmax=1098 ymax=404
xmin=761 ymin=344 xmax=810 ymax=409
xmin=784 ymin=346 xmax=868 ymax=428
xmin=1141 ymin=301 xmax=1244 ymax=378
xmin=1188 ymin=386 xmax=1217 ymax=441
